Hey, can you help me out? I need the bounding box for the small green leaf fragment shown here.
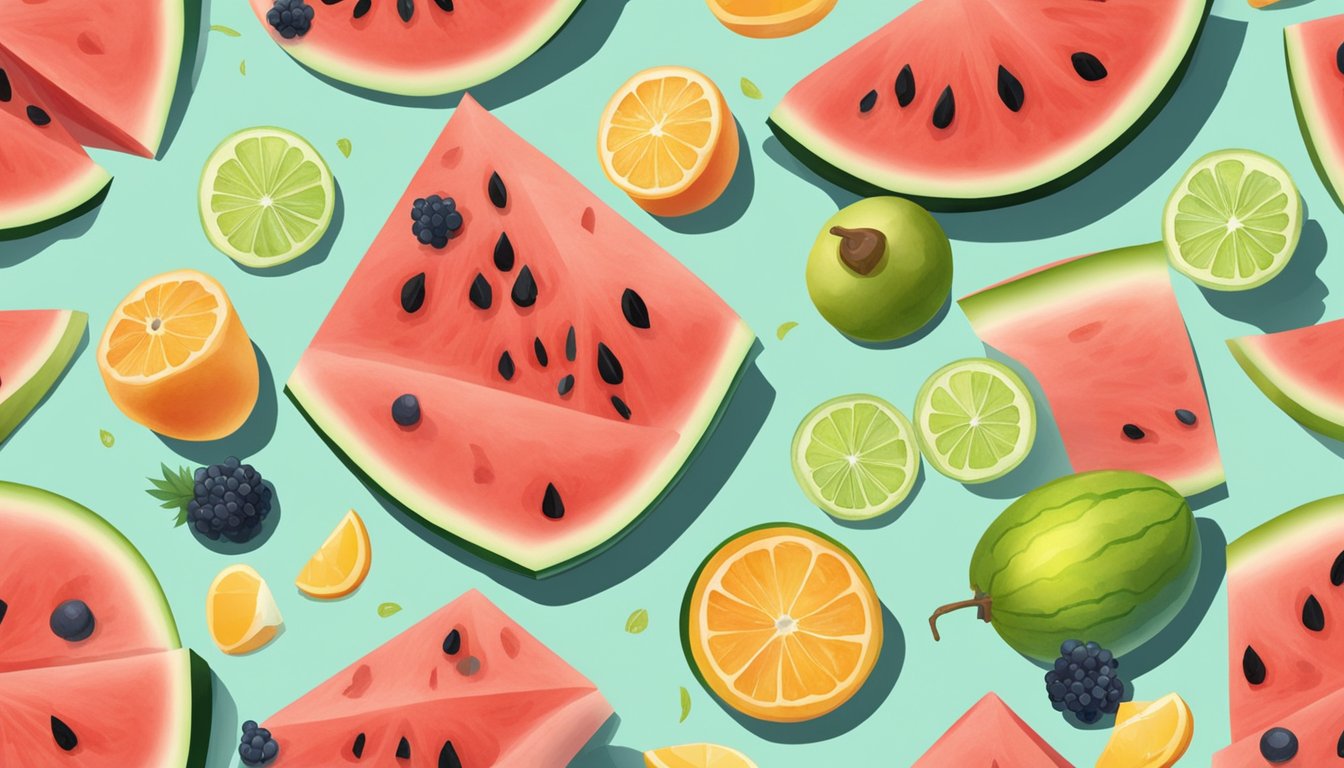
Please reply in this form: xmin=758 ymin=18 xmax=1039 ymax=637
xmin=99 ymin=429 xmax=115 ymax=448
xmin=776 ymin=321 xmax=799 ymax=340
xmin=740 ymin=78 xmax=763 ymax=100
xmin=679 ymin=687 xmax=692 ymax=722
xmin=625 ymin=609 xmax=649 ymax=634
xmin=378 ymin=602 xmax=402 ymax=618
xmin=337 ymin=138 xmax=352 ymax=158
xmin=240 ymin=60 xmax=247 ymax=76
xmin=210 ymin=24 xmax=242 ymax=37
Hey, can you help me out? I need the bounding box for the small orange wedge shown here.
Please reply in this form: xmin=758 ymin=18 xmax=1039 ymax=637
xmin=296 ymin=510 xmax=372 ymax=599
xmin=706 ymin=0 xmax=837 ymax=38
xmin=98 ymin=269 xmax=258 ymax=441
xmin=207 ymin=564 xmax=283 ymax=655
xmin=683 ymin=524 xmax=883 ymax=722
xmin=599 ymin=66 xmax=739 ymax=217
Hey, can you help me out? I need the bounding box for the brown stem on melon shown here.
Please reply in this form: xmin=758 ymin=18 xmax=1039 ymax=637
xmin=928 ymin=593 xmax=993 ymax=641
xmin=829 ymin=226 xmax=885 ymax=275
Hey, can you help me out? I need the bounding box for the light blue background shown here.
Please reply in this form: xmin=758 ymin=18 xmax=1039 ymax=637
xmin=2 ymin=0 xmax=1342 ymax=765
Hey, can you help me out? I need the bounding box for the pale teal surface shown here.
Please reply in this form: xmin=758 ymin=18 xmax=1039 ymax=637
xmin=2 ymin=0 xmax=1343 ymax=765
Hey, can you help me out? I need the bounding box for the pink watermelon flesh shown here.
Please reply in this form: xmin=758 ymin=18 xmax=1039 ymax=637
xmin=769 ymin=0 xmax=1209 ymax=207
xmin=1215 ymin=685 xmax=1344 ymax=767
xmin=960 ymin=243 xmax=1224 ymax=497
xmin=264 ymin=589 xmax=612 ymax=767
xmin=0 ymin=309 xmax=86 ymax=445
xmin=1228 ymin=318 xmax=1344 ymax=442
xmin=913 ymin=693 xmax=1073 ymax=767
xmin=1285 ymin=15 xmax=1344 ymax=213
xmin=288 ymin=95 xmax=753 ymax=575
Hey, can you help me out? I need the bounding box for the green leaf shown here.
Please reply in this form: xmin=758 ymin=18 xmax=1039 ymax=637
xmin=740 ymin=77 xmax=763 ymax=100
xmin=337 ymin=138 xmax=352 ymax=158
xmin=147 ymin=464 xmax=194 ymax=528
xmin=209 ymin=24 xmax=241 ymax=37
xmin=240 ymin=60 xmax=247 ymax=76
xmin=625 ymin=609 xmax=649 ymax=634
xmin=378 ymin=602 xmax=402 ymax=618
xmin=679 ymin=687 xmax=692 ymax=722
xmin=99 ymin=429 xmax=115 ymax=448
xmin=775 ymin=321 xmax=799 ymax=340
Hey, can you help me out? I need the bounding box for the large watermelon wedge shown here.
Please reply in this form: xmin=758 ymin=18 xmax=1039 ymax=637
xmin=1285 ymin=15 xmax=1344 ymax=213
xmin=288 ymin=95 xmax=753 ymax=575
xmin=260 ymin=589 xmax=612 ymax=766
xmin=1228 ymin=319 xmax=1344 ymax=442
xmin=248 ymin=0 xmax=582 ymax=96
xmin=0 ymin=310 xmax=86 ymax=446
xmin=960 ymin=244 xmax=1224 ymax=497
xmin=1215 ymin=686 xmax=1344 ymax=766
xmin=913 ymin=693 xmax=1072 ymax=767
xmin=769 ymin=0 xmax=1211 ymax=209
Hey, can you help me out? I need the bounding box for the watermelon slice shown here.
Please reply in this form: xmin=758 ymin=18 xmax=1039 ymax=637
xmin=960 ymin=244 xmax=1224 ymax=497
xmin=1215 ymin=686 xmax=1344 ymax=766
xmin=1286 ymin=15 xmax=1344 ymax=213
xmin=913 ymin=693 xmax=1073 ymax=767
xmin=287 ymin=95 xmax=753 ymax=575
xmin=769 ymin=0 xmax=1210 ymax=208
xmin=1229 ymin=319 xmax=1344 ymax=442
xmin=247 ymin=0 xmax=582 ymax=97
xmin=0 ymin=310 xmax=86 ymax=446
xmin=261 ymin=589 xmax=612 ymax=766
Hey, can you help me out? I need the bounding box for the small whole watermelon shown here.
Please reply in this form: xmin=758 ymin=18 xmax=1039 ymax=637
xmin=930 ymin=470 xmax=1199 ymax=662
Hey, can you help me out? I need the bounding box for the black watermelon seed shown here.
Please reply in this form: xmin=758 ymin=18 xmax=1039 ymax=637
xmin=50 ymin=600 xmax=94 ymax=641
xmin=1175 ymin=409 xmax=1197 ymax=426
xmin=27 ymin=105 xmax=51 ymax=127
xmin=493 ymin=232 xmax=514 ymax=272
xmin=1338 ymin=42 xmax=1344 ymax=76
xmin=611 ymin=395 xmax=631 ymax=420
xmin=565 ymin=326 xmax=577 ymax=361
xmin=433 ymin=0 xmax=453 ymax=10
xmin=932 ymin=86 xmax=955 ymax=129
xmin=391 ymin=394 xmax=421 ymax=427
xmin=396 ymin=0 xmax=413 ymax=21
xmin=859 ymin=89 xmax=878 ymax=113
xmin=0 ymin=598 xmax=7 ymax=626
xmin=1261 ymin=727 xmax=1298 ymax=762
xmin=894 ymin=64 xmax=915 ymax=107
xmin=321 ymin=0 xmax=343 ymax=4
xmin=596 ymin=343 xmax=623 ymax=385
xmin=488 ymin=171 xmax=507 ymax=208
xmin=997 ymin=66 xmax=1025 ymax=112
xmin=396 ymin=736 xmax=411 ymax=760
xmin=1303 ymin=594 xmax=1326 ymax=631
xmin=511 ymin=265 xmax=537 ymax=307
xmin=469 ymin=273 xmax=492 ymax=309
xmin=401 ymin=272 xmax=426 ymax=313
xmin=0 ymin=69 xmax=10 ymax=102
xmin=352 ymin=733 xmax=366 ymax=759
xmin=353 ymin=0 xmax=371 ymax=17
xmin=1243 ymin=646 xmax=1267 ymax=685
xmin=542 ymin=483 xmax=564 ymax=519
xmin=557 ymin=374 xmax=574 ymax=396
xmin=621 ymin=288 xmax=650 ymax=329
xmin=442 ymin=628 xmax=461 ymax=655
xmin=51 ymin=716 xmax=77 ymax=751
xmin=1337 ymin=726 xmax=1344 ymax=758
xmin=1071 ymin=52 xmax=1108 ymax=81
xmin=1332 ymin=550 xmax=1344 ymax=586
xmin=440 ymin=740 xmax=463 ymax=768
xmin=498 ymin=351 xmax=515 ymax=381
xmin=534 ymin=337 xmax=548 ymax=367
xmin=1122 ymin=424 xmax=1145 ymax=440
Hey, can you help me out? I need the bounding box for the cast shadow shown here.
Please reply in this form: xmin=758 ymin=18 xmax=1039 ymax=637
xmin=965 ymin=350 xmax=1073 ymax=500
xmin=303 ymin=0 xmax=630 ymax=109
xmin=847 ymin=295 xmax=950 ymax=350
xmin=1124 ymin=517 xmax=1227 ymax=678
xmin=159 ymin=0 xmax=209 ymax=158
xmin=204 ymin=668 xmax=239 ymax=768
xmin=835 ymin=464 xmax=924 ymax=530
xmin=156 ymin=342 xmax=279 ymax=463
xmin=653 ymin=121 xmax=754 ymax=234
xmin=1310 ymin=429 xmax=1344 ymax=460
xmin=1201 ymin=217 xmax=1329 ymax=333
xmin=237 ymin=182 xmax=344 ymax=276
xmin=763 ymin=135 xmax=858 ymax=211
xmin=568 ymin=716 xmax=645 ymax=768
xmin=192 ymin=480 xmax=282 ymax=555
xmin=1262 ymin=0 xmax=1316 ymax=8
xmin=1187 ymin=483 xmax=1230 ymax=512
xmin=0 ymin=327 xmax=88 ymax=450
xmin=375 ymin=359 xmax=774 ymax=604
xmin=0 ymin=189 xmax=106 ymax=267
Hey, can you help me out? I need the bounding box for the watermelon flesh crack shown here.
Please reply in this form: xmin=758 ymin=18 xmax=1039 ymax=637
xmin=0 ymin=310 xmax=86 ymax=446
xmin=1286 ymin=14 xmax=1344 ymax=214
xmin=913 ymin=692 xmax=1073 ymax=767
xmin=960 ymin=243 xmax=1224 ymax=497
xmin=1229 ymin=318 xmax=1344 ymax=442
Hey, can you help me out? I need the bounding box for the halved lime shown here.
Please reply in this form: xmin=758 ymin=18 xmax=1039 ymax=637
xmin=199 ymin=126 xmax=335 ymax=269
xmin=914 ymin=358 xmax=1036 ymax=484
xmin=791 ymin=394 xmax=921 ymax=521
xmin=1162 ymin=149 xmax=1302 ymax=291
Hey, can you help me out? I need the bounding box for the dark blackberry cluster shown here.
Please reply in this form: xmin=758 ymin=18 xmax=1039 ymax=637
xmin=239 ymin=720 xmax=278 ymax=765
xmin=267 ymin=0 xmax=314 ymax=39
xmin=188 ymin=457 xmax=273 ymax=543
xmin=1044 ymin=640 xmax=1124 ymax=723
xmin=411 ymin=194 xmax=463 ymax=248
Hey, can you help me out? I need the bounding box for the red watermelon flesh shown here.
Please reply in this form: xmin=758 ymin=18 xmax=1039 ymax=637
xmin=1228 ymin=318 xmax=1344 ymax=442
xmin=1214 ymin=685 xmax=1344 ymax=766
xmin=0 ymin=309 xmax=86 ymax=445
xmin=913 ymin=693 xmax=1073 ymax=767
xmin=263 ymin=590 xmax=612 ymax=767
xmin=1285 ymin=15 xmax=1344 ymax=213
xmin=288 ymin=95 xmax=753 ymax=575
xmin=960 ymin=243 xmax=1224 ymax=497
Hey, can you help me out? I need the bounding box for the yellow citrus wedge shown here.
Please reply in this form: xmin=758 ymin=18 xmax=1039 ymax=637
xmin=645 ymin=743 xmax=757 ymax=768
xmin=706 ymin=0 xmax=836 ymax=38
xmin=1096 ymin=693 xmax=1194 ymax=768
xmin=683 ymin=524 xmax=882 ymax=722
xmin=295 ymin=509 xmax=371 ymax=599
xmin=599 ymin=66 xmax=739 ymax=217
xmin=97 ymin=269 xmax=258 ymax=441
xmin=207 ymin=564 xmax=282 ymax=655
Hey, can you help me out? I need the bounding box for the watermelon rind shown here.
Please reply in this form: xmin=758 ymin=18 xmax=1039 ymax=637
xmin=1227 ymin=495 xmax=1344 ymax=571
xmin=184 ymin=650 xmax=214 ymax=768
xmin=767 ymin=0 xmax=1211 ymax=209
xmin=286 ymin=324 xmax=756 ymax=577
xmin=1285 ymin=18 xmax=1344 ymax=213
xmin=1227 ymin=333 xmax=1344 ymax=442
xmin=0 ymin=162 xmax=110 ymax=240
xmin=0 ymin=310 xmax=87 ymax=445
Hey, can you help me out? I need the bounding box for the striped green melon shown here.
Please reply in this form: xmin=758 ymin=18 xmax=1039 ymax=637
xmin=930 ymin=470 xmax=1199 ymax=662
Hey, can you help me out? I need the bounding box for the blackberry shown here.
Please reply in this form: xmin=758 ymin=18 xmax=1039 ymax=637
xmin=239 ymin=720 xmax=279 ymax=765
xmin=146 ymin=459 xmax=274 ymax=544
xmin=410 ymin=194 xmax=463 ymax=248
xmin=266 ymin=0 xmax=314 ymax=38
xmin=1044 ymin=639 xmax=1124 ymax=723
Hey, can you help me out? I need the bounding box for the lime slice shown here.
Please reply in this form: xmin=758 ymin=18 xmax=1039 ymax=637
xmin=914 ymin=358 xmax=1036 ymax=484
xmin=791 ymin=394 xmax=920 ymax=521
xmin=199 ymin=126 xmax=335 ymax=269
xmin=1162 ymin=149 xmax=1302 ymax=291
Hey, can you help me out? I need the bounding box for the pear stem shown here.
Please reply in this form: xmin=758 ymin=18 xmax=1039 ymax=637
xmin=929 ymin=595 xmax=993 ymax=641
xmin=829 ymin=226 xmax=886 ymax=275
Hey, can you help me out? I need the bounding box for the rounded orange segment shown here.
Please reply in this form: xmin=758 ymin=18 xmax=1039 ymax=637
xmin=706 ymin=0 xmax=837 ymax=38
xmin=599 ymin=66 xmax=739 ymax=217
xmin=295 ymin=510 xmax=372 ymax=599
xmin=207 ymin=564 xmax=283 ymax=655
xmin=97 ymin=269 xmax=258 ymax=441
xmin=684 ymin=524 xmax=882 ymax=722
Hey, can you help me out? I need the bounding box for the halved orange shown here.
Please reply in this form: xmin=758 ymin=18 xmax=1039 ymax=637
xmin=97 ymin=269 xmax=258 ymax=441
xmin=598 ymin=66 xmax=739 ymax=217
xmin=682 ymin=524 xmax=883 ymax=722
xmin=295 ymin=510 xmax=372 ymax=599
xmin=706 ymin=0 xmax=837 ymax=38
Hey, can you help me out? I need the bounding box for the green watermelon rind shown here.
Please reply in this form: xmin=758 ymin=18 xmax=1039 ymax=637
xmin=0 ymin=163 xmax=110 ymax=239
xmin=183 ymin=650 xmax=214 ymax=768
xmin=1285 ymin=18 xmax=1344 ymax=214
xmin=0 ymin=310 xmax=86 ymax=445
xmin=766 ymin=0 xmax=1211 ymax=210
xmin=1228 ymin=332 xmax=1344 ymax=443
xmin=1227 ymin=495 xmax=1344 ymax=570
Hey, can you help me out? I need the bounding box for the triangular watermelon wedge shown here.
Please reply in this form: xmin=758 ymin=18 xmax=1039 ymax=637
xmin=1285 ymin=15 xmax=1344 ymax=213
xmin=0 ymin=310 xmax=87 ymax=446
xmin=1215 ymin=686 xmax=1344 ymax=766
xmin=1228 ymin=318 xmax=1344 ymax=442
xmin=913 ymin=693 xmax=1073 ymax=767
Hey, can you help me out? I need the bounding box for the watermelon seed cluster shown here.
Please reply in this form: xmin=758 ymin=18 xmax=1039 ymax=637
xmin=0 ymin=69 xmax=56 ymax=128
